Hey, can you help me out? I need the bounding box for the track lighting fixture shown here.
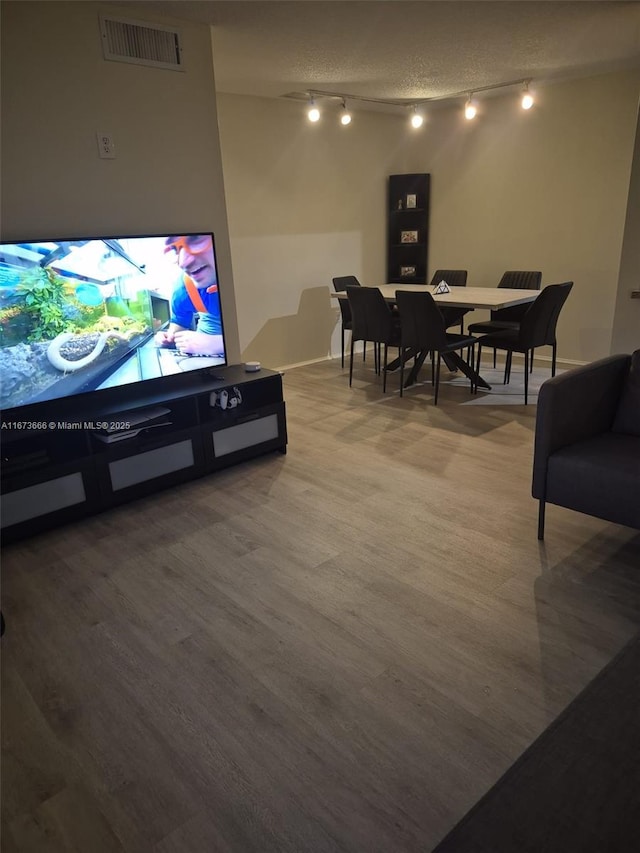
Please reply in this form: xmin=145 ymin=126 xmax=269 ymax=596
xmin=464 ymin=96 xmax=477 ymax=120
xmin=521 ymin=81 xmax=534 ymax=110
xmin=307 ymin=98 xmax=320 ymax=122
xmin=300 ymin=77 xmax=536 ymax=127
xmin=410 ymin=107 xmax=424 ymax=128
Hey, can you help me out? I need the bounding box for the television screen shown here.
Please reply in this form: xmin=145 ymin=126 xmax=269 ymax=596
xmin=0 ymin=233 xmax=227 ymax=412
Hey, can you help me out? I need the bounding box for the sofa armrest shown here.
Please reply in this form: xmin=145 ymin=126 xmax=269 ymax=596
xmin=532 ymin=354 xmax=631 ymax=499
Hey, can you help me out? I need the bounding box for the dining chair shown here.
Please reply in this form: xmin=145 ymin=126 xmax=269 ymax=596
xmin=430 ymin=269 xmax=469 ymax=333
xmin=332 ymin=276 xmax=362 ymax=368
xmin=346 ymin=286 xmax=401 ymax=392
xmin=395 ymin=289 xmax=478 ymax=404
xmin=468 ymin=270 xmax=542 ymax=369
xmin=474 ymin=281 xmax=573 ymax=404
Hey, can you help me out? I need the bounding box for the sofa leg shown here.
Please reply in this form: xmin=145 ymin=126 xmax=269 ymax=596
xmin=537 ymin=500 xmax=546 ymax=540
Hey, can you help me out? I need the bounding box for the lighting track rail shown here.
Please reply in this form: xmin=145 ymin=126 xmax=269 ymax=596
xmin=299 ymin=78 xmax=535 ymax=126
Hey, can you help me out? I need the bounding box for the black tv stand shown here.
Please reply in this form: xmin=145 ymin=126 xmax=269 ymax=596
xmin=1 ymin=365 xmax=287 ymax=544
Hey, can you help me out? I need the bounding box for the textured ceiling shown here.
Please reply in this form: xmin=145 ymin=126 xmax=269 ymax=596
xmin=135 ymin=1 xmax=640 ymax=106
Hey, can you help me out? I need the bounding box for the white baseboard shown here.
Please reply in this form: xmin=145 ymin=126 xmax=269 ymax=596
xmin=273 ymin=351 xmax=589 ymax=375
xmin=478 ymin=352 xmax=587 ymax=371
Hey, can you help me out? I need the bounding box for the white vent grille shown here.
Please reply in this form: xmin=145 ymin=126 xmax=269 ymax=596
xmin=100 ymin=15 xmax=183 ymax=71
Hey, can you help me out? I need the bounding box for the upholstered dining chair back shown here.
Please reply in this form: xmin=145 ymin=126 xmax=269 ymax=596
xmin=332 ymin=276 xmax=361 ymax=367
xmin=517 ymin=281 xmax=573 ymax=350
xmin=332 ymin=276 xmax=361 ymax=323
xmin=473 ymin=282 xmax=573 ymax=404
xmin=430 ymin=269 xmax=469 ymax=331
xmin=396 ymin=289 xmax=478 ymax=403
xmin=430 ymin=269 xmax=468 ymax=288
xmin=498 ymin=270 xmax=542 ymax=290
xmin=395 ymin=289 xmax=449 ymax=352
xmin=493 ymin=270 xmax=542 ymax=323
xmin=346 ymin=286 xmax=400 ymax=391
xmin=347 ymin=286 xmax=396 ymax=344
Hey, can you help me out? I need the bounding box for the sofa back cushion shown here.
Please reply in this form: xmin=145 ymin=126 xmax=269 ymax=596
xmin=612 ymin=350 xmax=640 ymax=436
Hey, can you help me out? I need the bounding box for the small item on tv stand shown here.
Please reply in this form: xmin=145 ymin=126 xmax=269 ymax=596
xmin=89 ymin=405 xmax=172 ymax=444
xmin=245 ymin=361 xmax=261 ymax=372
xmin=209 ymin=386 xmax=242 ymax=410
xmin=92 ymin=421 xmax=172 ymax=444
xmin=103 ymin=405 xmax=171 ymax=432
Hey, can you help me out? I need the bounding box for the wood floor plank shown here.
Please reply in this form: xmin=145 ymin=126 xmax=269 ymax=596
xmin=2 ymin=359 xmax=639 ymax=852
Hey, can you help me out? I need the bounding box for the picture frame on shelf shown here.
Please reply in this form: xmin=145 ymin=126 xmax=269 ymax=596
xmin=406 ymin=193 xmax=417 ymax=209
xmin=400 ymin=265 xmax=416 ymax=277
xmin=400 ymin=230 xmax=418 ymax=243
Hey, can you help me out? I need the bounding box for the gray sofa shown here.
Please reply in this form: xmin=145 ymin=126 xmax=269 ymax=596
xmin=532 ymin=352 xmax=640 ymax=539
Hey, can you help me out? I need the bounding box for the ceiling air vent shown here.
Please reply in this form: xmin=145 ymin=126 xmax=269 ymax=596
xmin=100 ymin=15 xmax=184 ymax=71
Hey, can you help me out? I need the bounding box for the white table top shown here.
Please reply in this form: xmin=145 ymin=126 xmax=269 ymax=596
xmin=332 ymin=284 xmax=540 ymax=310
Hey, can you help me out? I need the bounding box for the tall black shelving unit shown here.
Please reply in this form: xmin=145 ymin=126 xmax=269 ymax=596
xmin=387 ymin=173 xmax=430 ymax=284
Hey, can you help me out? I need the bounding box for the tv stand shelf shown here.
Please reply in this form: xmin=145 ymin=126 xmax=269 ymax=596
xmin=1 ymin=366 xmax=287 ymax=544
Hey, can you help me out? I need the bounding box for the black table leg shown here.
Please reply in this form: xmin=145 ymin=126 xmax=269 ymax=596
xmin=386 ymin=347 xmax=417 ymax=372
xmin=388 ymin=348 xmax=491 ymax=391
xmin=446 ymin=350 xmax=491 ymax=390
xmin=442 ymin=353 xmax=458 ymax=372
xmin=404 ymin=349 xmax=430 ymax=386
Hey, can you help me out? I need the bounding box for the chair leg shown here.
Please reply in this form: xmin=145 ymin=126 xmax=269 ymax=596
xmin=530 ymin=348 xmax=535 ymax=373
xmin=551 ymin=342 xmax=557 ymax=377
xmin=524 ymin=350 xmax=529 ymax=404
xmin=475 ymin=347 xmax=479 ymax=394
xmin=434 ymin=352 xmax=441 ymax=405
xmin=341 ymin=327 xmax=345 ymax=368
xmin=399 ymin=346 xmax=405 ymax=397
xmin=476 ymin=345 xmax=482 ymax=378
xmin=349 ymin=339 xmax=355 ymax=386
xmin=493 ymin=348 xmax=497 ymax=369
xmin=538 ymin=500 xmax=546 ymax=540
xmin=504 ymin=352 xmax=513 ymax=384
xmin=363 ymin=342 xmax=366 ymax=363
xmin=382 ymin=343 xmax=389 ymax=393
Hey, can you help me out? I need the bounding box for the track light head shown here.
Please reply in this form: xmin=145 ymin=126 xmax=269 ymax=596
xmin=521 ymin=81 xmax=534 ymax=110
xmin=464 ymin=96 xmax=477 ymax=120
xmin=307 ymin=97 xmax=320 ymax=122
xmin=340 ymin=99 xmax=352 ymax=125
xmin=410 ymin=107 xmax=424 ymax=128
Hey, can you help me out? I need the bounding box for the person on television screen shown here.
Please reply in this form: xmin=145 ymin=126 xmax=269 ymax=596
xmin=154 ymin=234 xmax=224 ymax=356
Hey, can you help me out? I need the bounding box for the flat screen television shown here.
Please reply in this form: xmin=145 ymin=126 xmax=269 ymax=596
xmin=0 ymin=232 xmax=227 ymax=416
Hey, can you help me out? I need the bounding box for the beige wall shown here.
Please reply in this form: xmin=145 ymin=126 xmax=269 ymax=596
xmin=218 ymin=72 xmax=639 ymax=367
xmin=404 ymin=71 xmax=639 ymax=362
xmin=612 ymin=106 xmax=640 ymax=354
xmin=0 ymin=0 xmax=241 ymax=361
xmin=215 ymin=92 xmax=415 ymax=368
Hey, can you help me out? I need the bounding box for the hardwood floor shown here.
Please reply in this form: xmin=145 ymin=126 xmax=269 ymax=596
xmin=2 ymin=358 xmax=639 ymax=852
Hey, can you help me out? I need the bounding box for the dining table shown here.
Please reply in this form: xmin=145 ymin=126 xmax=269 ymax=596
xmin=331 ymin=284 xmax=541 ymax=390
